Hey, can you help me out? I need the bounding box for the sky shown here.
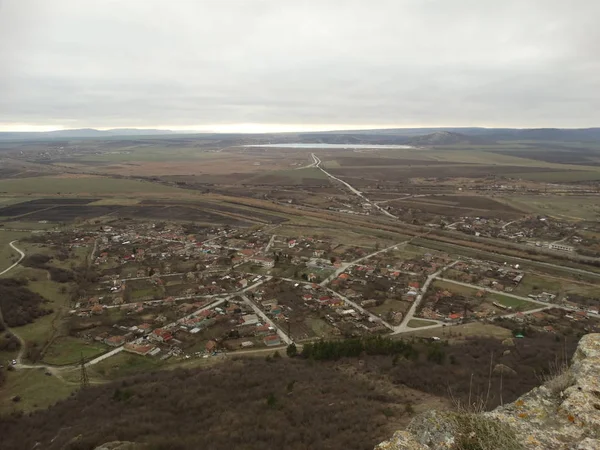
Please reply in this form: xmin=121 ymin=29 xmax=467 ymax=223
xmin=0 ymin=0 xmax=599 ymax=132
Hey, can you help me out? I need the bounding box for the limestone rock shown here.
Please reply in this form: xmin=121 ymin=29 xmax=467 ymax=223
xmin=375 ymin=333 xmax=600 ymax=450
xmin=493 ymin=363 xmax=517 ymax=376
xmin=502 ymin=338 xmax=515 ymax=347
xmin=374 ymin=431 xmax=429 ymax=450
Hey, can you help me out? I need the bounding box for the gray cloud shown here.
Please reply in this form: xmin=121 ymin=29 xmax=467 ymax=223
xmin=1 ymin=0 xmax=599 ymax=129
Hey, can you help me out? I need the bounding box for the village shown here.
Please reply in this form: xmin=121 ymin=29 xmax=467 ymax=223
xmin=24 ymin=219 xmax=600 ymax=367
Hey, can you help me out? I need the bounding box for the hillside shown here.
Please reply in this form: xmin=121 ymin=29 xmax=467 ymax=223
xmin=0 ymin=333 xmax=585 ymax=450
xmin=377 ymin=333 xmax=600 ymax=450
xmin=407 ymin=131 xmax=486 ymax=146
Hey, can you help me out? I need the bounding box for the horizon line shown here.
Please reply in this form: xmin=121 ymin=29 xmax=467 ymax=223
xmin=1 ymin=123 xmax=600 ymax=134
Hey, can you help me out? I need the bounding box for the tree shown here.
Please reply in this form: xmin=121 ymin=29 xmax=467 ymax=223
xmin=286 ymin=343 xmax=298 ymax=358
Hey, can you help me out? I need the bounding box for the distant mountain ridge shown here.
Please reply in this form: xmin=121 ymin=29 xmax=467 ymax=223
xmin=0 ymin=128 xmax=175 ymax=140
xmin=320 ymin=127 xmax=600 ymax=142
xmin=406 ymin=131 xmax=486 ymax=146
xmin=2 ymin=126 xmax=600 ymax=143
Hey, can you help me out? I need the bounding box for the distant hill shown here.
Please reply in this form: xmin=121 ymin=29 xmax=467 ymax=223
xmin=321 ymin=127 xmax=600 ymax=142
xmin=407 ymin=131 xmax=486 ymax=146
xmin=0 ymin=128 xmax=174 ymax=140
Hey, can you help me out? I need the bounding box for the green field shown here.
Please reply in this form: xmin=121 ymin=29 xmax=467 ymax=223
xmin=0 ymin=176 xmax=192 ymax=195
xmin=9 ymin=277 xmax=71 ymax=351
xmin=42 ymin=337 xmax=107 ymax=365
xmin=503 ymin=195 xmax=600 ymax=221
xmin=514 ymin=273 xmax=562 ymax=296
xmin=510 ymin=171 xmax=600 ymax=182
xmin=487 ymin=293 xmax=538 ymax=311
xmin=407 ymin=319 xmax=437 ymax=328
xmin=248 ymin=167 xmax=328 ymax=184
xmin=0 ymin=230 xmax=29 ymax=271
xmin=0 ymin=368 xmax=77 ymax=414
xmin=88 ymin=351 xmax=164 ymax=379
xmin=432 ymin=279 xmax=478 ymax=296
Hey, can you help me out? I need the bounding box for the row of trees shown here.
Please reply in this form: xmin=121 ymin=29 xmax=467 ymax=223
xmin=300 ymin=336 xmax=419 ymax=361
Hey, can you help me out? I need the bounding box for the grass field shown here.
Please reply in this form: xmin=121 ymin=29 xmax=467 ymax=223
xmin=432 ymin=279 xmax=478 ymax=296
xmin=0 ymin=230 xmax=29 ymax=270
xmin=42 ymin=337 xmax=107 ymax=365
xmin=510 ymin=171 xmax=600 ymax=182
xmin=0 ymin=368 xmax=77 ymax=414
xmin=11 ymin=277 xmax=71 ymax=349
xmin=0 ymin=175 xmax=193 ymax=195
xmin=514 ymin=273 xmax=562 ymax=296
xmin=394 ymin=322 xmax=512 ymax=342
xmin=407 ymin=319 xmax=437 ymax=328
xmin=88 ymin=351 xmax=165 ymax=379
xmin=487 ymin=293 xmax=539 ymax=311
xmin=502 ymin=195 xmax=600 ymax=220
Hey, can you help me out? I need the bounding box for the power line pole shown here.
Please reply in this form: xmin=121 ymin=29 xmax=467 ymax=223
xmin=80 ymin=353 xmax=89 ymax=389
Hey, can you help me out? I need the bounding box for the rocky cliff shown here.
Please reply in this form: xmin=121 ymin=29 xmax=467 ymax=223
xmin=376 ymin=333 xmax=600 ymax=450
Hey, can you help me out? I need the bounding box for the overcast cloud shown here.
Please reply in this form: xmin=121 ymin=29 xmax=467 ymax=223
xmin=0 ymin=0 xmax=599 ymax=130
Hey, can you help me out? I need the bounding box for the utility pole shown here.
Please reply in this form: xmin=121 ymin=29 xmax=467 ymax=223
xmin=80 ymin=353 xmax=89 ymax=389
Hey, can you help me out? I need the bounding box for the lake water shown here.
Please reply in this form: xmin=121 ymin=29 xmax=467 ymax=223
xmin=243 ymin=143 xmax=414 ymax=149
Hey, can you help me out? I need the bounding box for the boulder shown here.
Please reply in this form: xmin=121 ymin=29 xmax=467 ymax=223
xmin=493 ymin=363 xmax=517 ymax=376
xmin=502 ymin=338 xmax=515 ymax=347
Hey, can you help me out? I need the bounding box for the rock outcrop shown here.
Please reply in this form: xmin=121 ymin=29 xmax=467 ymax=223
xmin=94 ymin=442 xmax=145 ymax=450
xmin=376 ymin=333 xmax=600 ymax=450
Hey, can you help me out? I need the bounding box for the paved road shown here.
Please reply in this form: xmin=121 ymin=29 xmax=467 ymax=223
xmin=241 ymin=294 xmax=292 ymax=344
xmin=312 ymin=153 xmax=398 ymax=219
xmin=320 ymin=240 xmax=409 ymax=286
xmin=85 ymin=346 xmax=125 ymax=366
xmin=395 ymin=260 xmax=460 ymax=333
xmin=435 ymin=277 xmax=551 ymax=307
xmin=265 ymin=234 xmax=277 ymax=252
xmin=0 ymin=240 xmax=25 ymax=276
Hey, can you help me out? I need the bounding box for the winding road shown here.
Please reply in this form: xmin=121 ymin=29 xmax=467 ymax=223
xmin=0 ymin=240 xmax=25 ymax=276
xmin=312 ymin=153 xmax=399 ymax=219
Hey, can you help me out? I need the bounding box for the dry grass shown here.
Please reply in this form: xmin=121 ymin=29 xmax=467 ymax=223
xmin=450 ymin=412 xmax=524 ymax=450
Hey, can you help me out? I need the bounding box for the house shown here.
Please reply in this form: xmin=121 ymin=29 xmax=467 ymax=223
xmin=124 ymin=342 xmax=155 ymax=356
xmin=150 ymin=328 xmax=173 ymax=343
xmin=238 ymin=279 xmax=248 ymax=288
xmin=326 ymin=298 xmax=344 ymax=308
xmin=137 ymin=323 xmax=153 ymax=334
xmin=514 ymin=312 xmax=525 ymax=323
xmin=206 ymin=340 xmax=217 ymax=352
xmin=249 ymin=256 xmax=275 ymax=268
xmin=338 ymin=273 xmax=351 ymax=281
xmin=264 ymin=335 xmax=281 ymax=347
xmin=241 ymin=314 xmax=260 ymax=326
xmin=408 ymin=282 xmax=420 ymax=290
xmin=105 ymin=335 xmax=126 ymax=347
xmin=261 ymin=299 xmax=278 ymax=309
xmin=255 ymin=324 xmax=273 ymax=336
xmin=448 ymin=313 xmax=463 ymax=321
xmin=361 ymin=299 xmax=378 ymax=307
xmin=91 ymin=304 xmax=104 ymax=315
xmin=317 ymin=296 xmax=332 ymax=305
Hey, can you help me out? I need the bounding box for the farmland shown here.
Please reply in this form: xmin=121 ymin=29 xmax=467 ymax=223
xmin=1 ymin=132 xmax=600 ymax=424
